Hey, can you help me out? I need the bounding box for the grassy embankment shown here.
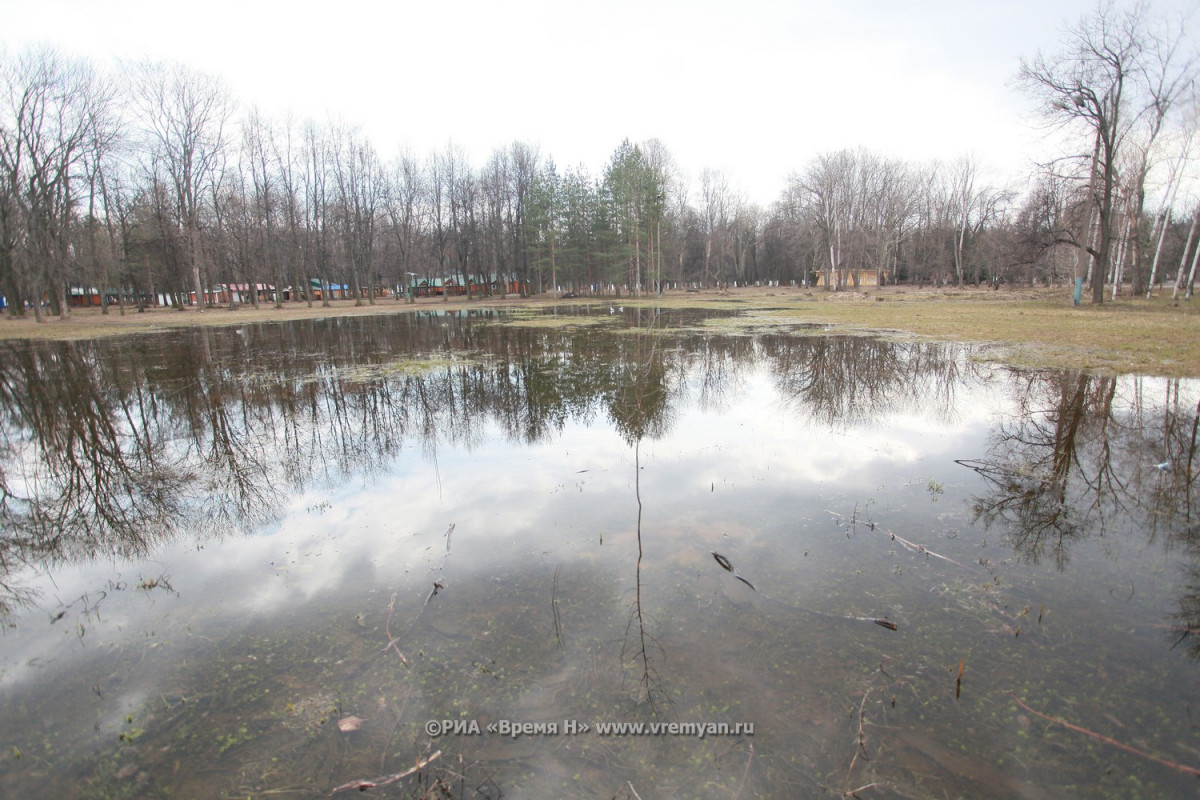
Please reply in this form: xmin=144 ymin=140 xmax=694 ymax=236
xmin=1 ymin=284 xmax=1197 ymax=377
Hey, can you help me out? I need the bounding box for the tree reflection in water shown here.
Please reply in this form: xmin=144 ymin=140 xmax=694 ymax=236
xmin=0 ymin=340 xmax=191 ymax=617
xmin=958 ymin=370 xmax=1200 ymax=655
xmin=960 ymin=372 xmax=1198 ymax=565
xmin=4 ymin=310 xmax=1200 ymax=797
xmin=0 ymin=311 xmax=691 ymax=621
xmin=0 ymin=312 xmax=1197 ymax=663
xmin=765 ymin=334 xmax=973 ymax=429
xmin=609 ymin=311 xmax=674 ymax=714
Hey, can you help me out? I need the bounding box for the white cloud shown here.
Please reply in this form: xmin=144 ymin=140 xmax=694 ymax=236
xmin=0 ymin=0 xmax=1193 ymax=203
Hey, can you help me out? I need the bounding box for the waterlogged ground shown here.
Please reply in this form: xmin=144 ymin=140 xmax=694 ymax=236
xmin=0 ymin=306 xmax=1198 ymax=799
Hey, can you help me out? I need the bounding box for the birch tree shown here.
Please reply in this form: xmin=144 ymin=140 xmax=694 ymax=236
xmin=699 ymin=167 xmax=730 ymax=287
xmin=1174 ymin=203 xmax=1200 ymax=299
xmin=1019 ymin=0 xmax=1196 ymax=304
xmin=796 ymin=149 xmax=857 ymax=290
xmin=949 ymin=155 xmax=978 ymax=287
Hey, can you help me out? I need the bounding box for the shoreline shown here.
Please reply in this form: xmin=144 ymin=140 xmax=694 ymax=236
xmin=2 ymin=285 xmax=1197 ymax=377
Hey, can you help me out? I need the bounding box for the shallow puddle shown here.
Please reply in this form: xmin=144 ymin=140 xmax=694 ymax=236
xmin=0 ymin=307 xmax=1197 ymax=798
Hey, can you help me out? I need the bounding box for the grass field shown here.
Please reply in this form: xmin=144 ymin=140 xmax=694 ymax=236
xmin=2 ymin=284 xmax=1197 ymax=377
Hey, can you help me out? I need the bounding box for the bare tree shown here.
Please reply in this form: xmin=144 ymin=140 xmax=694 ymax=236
xmin=795 ymin=150 xmax=860 ymax=290
xmin=480 ymin=148 xmax=511 ymax=296
xmin=859 ymin=154 xmax=912 ymax=287
xmin=132 ymin=61 xmax=232 ymax=311
xmin=93 ymin=150 xmax=139 ymax=312
xmin=447 ymin=145 xmax=479 ymax=299
xmin=508 ymin=141 xmax=541 ymax=297
xmin=243 ymin=108 xmax=282 ymax=307
xmin=1019 ymin=0 xmax=1196 ymax=304
xmin=949 ymin=155 xmax=979 ymax=286
xmin=302 ymin=121 xmax=332 ymax=307
xmin=427 ymin=146 xmax=453 ymax=302
xmin=79 ymin=74 xmax=126 ymax=316
xmin=699 ymin=167 xmax=730 ymax=287
xmin=1175 ymin=203 xmax=1200 ymax=300
xmin=330 ymin=124 xmax=382 ymax=306
xmin=384 ymin=150 xmax=423 ymax=303
xmin=1122 ymin=17 xmax=1195 ymax=296
xmin=274 ymin=115 xmax=312 ymax=306
xmin=0 ymin=47 xmax=113 ymax=320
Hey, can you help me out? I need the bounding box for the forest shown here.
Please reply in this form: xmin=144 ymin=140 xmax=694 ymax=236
xmin=1 ymin=1 xmax=1198 ymax=318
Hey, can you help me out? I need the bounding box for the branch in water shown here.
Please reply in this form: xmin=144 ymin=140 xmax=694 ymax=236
xmin=1010 ymin=693 xmax=1200 ymax=778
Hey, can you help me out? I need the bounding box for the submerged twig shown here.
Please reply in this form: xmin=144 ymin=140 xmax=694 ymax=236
xmin=382 ymin=593 xmax=409 ymax=667
xmin=249 ymin=786 xmax=314 ymax=796
xmin=1010 ymin=693 xmax=1200 ymax=777
xmin=827 ymin=509 xmax=969 ymax=570
xmin=331 ymin=749 xmax=442 ymax=793
xmin=379 ymin=701 xmax=407 ymax=771
xmin=845 ymin=690 xmax=872 ymax=788
xmin=711 ymin=551 xmax=896 ymax=631
xmin=733 ymin=743 xmax=755 ymax=800
xmin=883 ymin=529 xmax=969 ymax=569
xmin=381 ymin=523 xmax=455 ymax=667
xmin=855 ymin=691 xmax=871 ymax=761
xmin=711 ymin=551 xmax=756 ymax=590
xmin=551 ymin=564 xmax=566 ymax=653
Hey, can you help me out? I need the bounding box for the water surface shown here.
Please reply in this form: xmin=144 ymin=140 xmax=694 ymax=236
xmin=1 ymin=306 xmax=1197 ymax=799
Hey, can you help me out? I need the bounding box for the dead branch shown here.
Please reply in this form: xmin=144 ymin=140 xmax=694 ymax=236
xmin=331 ymin=749 xmax=442 ymax=793
xmin=733 ymin=743 xmax=755 ymax=800
xmin=382 ymin=592 xmax=409 ymax=667
xmin=1011 ymin=693 xmax=1200 ymax=777
xmin=828 ymin=509 xmax=969 ymax=570
xmin=845 ymin=690 xmax=871 ymax=787
xmin=883 ymin=529 xmax=969 ymax=570
xmin=552 ymin=564 xmax=566 ymax=653
xmin=713 ymin=550 xmax=897 ymax=631
xmin=378 ymin=687 xmax=412 ymax=771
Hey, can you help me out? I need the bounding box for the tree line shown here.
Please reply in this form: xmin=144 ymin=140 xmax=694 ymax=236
xmin=1 ymin=1 xmax=1197 ymax=317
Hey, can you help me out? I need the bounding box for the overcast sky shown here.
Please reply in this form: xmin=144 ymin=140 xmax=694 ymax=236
xmin=1 ymin=0 xmax=1196 ymax=205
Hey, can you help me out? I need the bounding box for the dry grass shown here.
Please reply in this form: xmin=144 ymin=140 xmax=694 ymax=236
xmin=758 ymin=286 xmax=1200 ymax=376
xmin=2 ymin=285 xmax=1197 ymax=376
xmin=629 ymin=285 xmax=1200 ymax=376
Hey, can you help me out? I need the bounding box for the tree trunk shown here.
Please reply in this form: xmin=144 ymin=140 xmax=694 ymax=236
xmin=1172 ymin=207 xmax=1199 ymax=301
xmin=1146 ymin=209 xmax=1170 ymax=297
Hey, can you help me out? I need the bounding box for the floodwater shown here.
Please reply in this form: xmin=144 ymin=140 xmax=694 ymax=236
xmin=0 ymin=305 xmax=1197 ymax=799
